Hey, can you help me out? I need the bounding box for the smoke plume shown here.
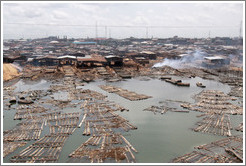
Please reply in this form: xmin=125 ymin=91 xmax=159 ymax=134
xmin=153 ymin=49 xmax=207 ymax=69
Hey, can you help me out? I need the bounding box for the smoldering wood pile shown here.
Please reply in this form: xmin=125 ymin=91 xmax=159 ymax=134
xmin=173 ymin=136 xmax=243 ymax=163
xmin=99 ymin=85 xmax=152 ymax=101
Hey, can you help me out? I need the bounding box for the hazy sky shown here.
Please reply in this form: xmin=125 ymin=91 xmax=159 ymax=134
xmin=2 ymin=2 xmax=244 ymax=39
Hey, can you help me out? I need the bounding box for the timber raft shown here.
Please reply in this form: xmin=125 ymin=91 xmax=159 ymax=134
xmin=99 ymin=85 xmax=152 ymax=101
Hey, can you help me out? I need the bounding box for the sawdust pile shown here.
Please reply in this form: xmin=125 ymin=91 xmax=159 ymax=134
xmin=3 ymin=63 xmax=21 ymax=81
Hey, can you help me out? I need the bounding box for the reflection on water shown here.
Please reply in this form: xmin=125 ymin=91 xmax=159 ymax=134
xmin=3 ymin=76 xmax=243 ymax=163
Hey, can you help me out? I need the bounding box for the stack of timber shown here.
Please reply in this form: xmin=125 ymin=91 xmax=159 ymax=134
xmin=11 ymin=134 xmax=69 ymax=163
xmin=193 ymin=113 xmax=232 ymax=136
xmin=70 ymin=97 xmax=137 ymax=163
xmin=47 ymin=112 xmax=80 ymax=135
xmin=79 ymin=100 xmax=137 ymax=135
xmin=99 ymin=85 xmax=152 ymax=101
xmin=173 ymin=136 xmax=243 ymax=163
xmin=69 ymin=133 xmax=137 ymax=163
xmin=69 ymin=89 xmax=107 ymax=101
xmin=3 ymin=141 xmax=27 ymax=158
xmin=63 ymin=66 xmax=75 ymax=77
xmin=14 ymin=105 xmax=48 ymax=120
xmin=195 ymin=136 xmax=243 ymax=162
xmin=4 ymin=118 xmax=44 ymax=141
xmin=97 ymin=67 xmax=111 ymax=77
xmin=189 ymin=90 xmax=242 ymax=115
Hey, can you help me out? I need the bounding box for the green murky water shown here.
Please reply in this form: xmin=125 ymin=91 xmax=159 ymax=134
xmin=3 ymin=76 xmax=243 ymax=163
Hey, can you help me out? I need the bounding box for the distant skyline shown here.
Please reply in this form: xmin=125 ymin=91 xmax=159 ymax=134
xmin=2 ymin=1 xmax=244 ymax=39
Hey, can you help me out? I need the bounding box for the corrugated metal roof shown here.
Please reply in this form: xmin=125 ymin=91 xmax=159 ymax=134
xmin=77 ymin=56 xmax=106 ymax=62
xmin=204 ymin=56 xmax=225 ymax=60
xmin=73 ymin=41 xmax=97 ymax=44
xmin=57 ymin=55 xmax=77 ymax=59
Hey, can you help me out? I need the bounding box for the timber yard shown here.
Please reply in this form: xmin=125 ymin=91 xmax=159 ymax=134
xmin=2 ymin=36 xmax=244 ymax=163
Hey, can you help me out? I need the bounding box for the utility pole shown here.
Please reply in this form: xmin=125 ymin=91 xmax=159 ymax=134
xmin=95 ymin=21 xmax=98 ymax=39
xmin=109 ymin=29 xmax=111 ymax=38
xmin=208 ymin=30 xmax=210 ymax=38
xmin=146 ymin=27 xmax=148 ymax=39
xmin=239 ymin=20 xmax=242 ymax=39
xmin=105 ymin=26 xmax=107 ymax=39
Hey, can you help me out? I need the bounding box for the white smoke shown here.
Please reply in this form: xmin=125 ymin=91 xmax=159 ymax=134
xmin=153 ymin=49 xmax=207 ymax=69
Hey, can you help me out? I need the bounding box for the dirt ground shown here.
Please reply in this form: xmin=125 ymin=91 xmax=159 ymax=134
xmin=3 ymin=63 xmax=21 ymax=81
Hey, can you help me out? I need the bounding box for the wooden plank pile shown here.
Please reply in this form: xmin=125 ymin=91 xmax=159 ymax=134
xmin=4 ymin=118 xmax=45 ymax=141
xmin=14 ymin=104 xmax=48 ymax=120
xmin=79 ymin=100 xmax=137 ymax=135
xmin=3 ymin=141 xmax=27 ymax=158
xmin=173 ymin=136 xmax=243 ymax=163
xmin=190 ymin=90 xmax=242 ymax=115
xmin=193 ymin=113 xmax=232 ymax=136
xmin=10 ymin=109 xmax=80 ymax=162
xmin=69 ymin=89 xmax=107 ymax=101
xmin=47 ymin=112 xmax=81 ymax=135
xmin=11 ymin=134 xmax=69 ymax=163
xmin=69 ymin=133 xmax=137 ymax=163
xmin=69 ymin=99 xmax=138 ymax=163
xmin=99 ymin=85 xmax=152 ymax=101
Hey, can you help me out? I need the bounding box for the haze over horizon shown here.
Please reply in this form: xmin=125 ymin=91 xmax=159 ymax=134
xmin=2 ymin=2 xmax=244 ymax=39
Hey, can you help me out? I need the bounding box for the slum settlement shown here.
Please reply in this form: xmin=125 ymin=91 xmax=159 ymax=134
xmin=3 ymin=36 xmax=243 ymax=163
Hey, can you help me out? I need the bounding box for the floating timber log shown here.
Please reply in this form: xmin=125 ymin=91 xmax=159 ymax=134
xmin=3 ymin=141 xmax=27 ymax=158
xmin=99 ymin=85 xmax=152 ymax=101
xmin=176 ymin=82 xmax=190 ymax=87
xmin=173 ymin=136 xmax=243 ymax=163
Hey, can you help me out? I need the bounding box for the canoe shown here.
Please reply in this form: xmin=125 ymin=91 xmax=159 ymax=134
xmin=176 ymin=82 xmax=190 ymax=86
xmin=196 ymin=82 xmax=206 ymax=88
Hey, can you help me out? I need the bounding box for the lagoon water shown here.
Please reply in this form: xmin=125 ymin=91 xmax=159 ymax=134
xmin=3 ymin=76 xmax=242 ymax=163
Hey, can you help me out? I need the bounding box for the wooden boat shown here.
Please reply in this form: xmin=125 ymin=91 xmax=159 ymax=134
xmin=165 ymin=79 xmax=181 ymax=84
xmin=9 ymin=97 xmax=17 ymax=104
xmin=196 ymin=82 xmax=206 ymax=88
xmin=17 ymin=99 xmax=34 ymax=104
xmin=160 ymin=76 xmax=172 ymax=80
xmin=176 ymin=82 xmax=190 ymax=87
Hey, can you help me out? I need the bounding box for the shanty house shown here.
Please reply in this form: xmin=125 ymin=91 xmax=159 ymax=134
xmin=58 ymin=55 xmax=77 ymax=66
